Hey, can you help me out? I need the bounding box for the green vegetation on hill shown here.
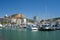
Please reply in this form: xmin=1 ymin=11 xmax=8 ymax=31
xmin=1 ymin=22 xmax=9 ymax=24
xmin=40 ymin=17 xmax=60 ymax=23
xmin=26 ymin=18 xmax=34 ymax=23
xmin=52 ymin=17 xmax=60 ymax=21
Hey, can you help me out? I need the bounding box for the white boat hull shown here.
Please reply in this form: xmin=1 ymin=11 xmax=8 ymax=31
xmin=31 ymin=27 xmax=38 ymax=30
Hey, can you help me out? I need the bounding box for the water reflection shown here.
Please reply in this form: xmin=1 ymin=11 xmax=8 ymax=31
xmin=0 ymin=29 xmax=3 ymax=40
xmin=0 ymin=29 xmax=60 ymax=40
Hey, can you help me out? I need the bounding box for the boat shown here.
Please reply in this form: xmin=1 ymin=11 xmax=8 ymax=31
xmin=38 ymin=24 xmax=55 ymax=31
xmin=26 ymin=24 xmax=38 ymax=31
xmin=31 ymin=27 xmax=38 ymax=30
xmin=0 ymin=24 xmax=3 ymax=29
xmin=52 ymin=24 xmax=60 ymax=30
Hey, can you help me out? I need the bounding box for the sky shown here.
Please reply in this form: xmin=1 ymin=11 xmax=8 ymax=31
xmin=0 ymin=0 xmax=60 ymax=20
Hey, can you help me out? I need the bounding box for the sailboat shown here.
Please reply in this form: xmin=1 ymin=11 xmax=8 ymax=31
xmin=38 ymin=2 xmax=55 ymax=31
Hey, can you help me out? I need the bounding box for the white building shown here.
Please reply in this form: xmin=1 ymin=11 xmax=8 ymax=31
xmin=8 ymin=14 xmax=27 ymax=26
xmin=23 ymin=18 xmax=26 ymax=24
xmin=16 ymin=19 xmax=21 ymax=25
xmin=11 ymin=18 xmax=16 ymax=23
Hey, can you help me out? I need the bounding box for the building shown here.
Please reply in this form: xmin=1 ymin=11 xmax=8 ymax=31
xmin=8 ymin=14 xmax=27 ymax=25
xmin=33 ymin=16 xmax=39 ymax=24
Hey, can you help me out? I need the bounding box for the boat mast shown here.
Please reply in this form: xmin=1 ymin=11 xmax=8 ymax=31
xmin=44 ymin=0 xmax=47 ymax=24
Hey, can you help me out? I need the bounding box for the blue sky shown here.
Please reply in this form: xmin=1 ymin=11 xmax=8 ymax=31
xmin=0 ymin=0 xmax=60 ymax=20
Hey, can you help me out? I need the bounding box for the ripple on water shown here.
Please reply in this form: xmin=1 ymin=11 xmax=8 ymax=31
xmin=0 ymin=29 xmax=60 ymax=40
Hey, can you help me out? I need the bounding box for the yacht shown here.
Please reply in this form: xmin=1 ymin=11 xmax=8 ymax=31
xmin=0 ymin=24 xmax=3 ymax=29
xmin=28 ymin=24 xmax=38 ymax=31
xmin=38 ymin=24 xmax=55 ymax=31
xmin=31 ymin=25 xmax=38 ymax=30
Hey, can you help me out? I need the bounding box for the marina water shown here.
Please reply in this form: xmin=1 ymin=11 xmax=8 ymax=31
xmin=0 ymin=29 xmax=60 ymax=40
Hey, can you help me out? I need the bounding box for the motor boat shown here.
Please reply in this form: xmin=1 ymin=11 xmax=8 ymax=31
xmin=0 ymin=24 xmax=3 ymax=29
xmin=38 ymin=24 xmax=55 ymax=31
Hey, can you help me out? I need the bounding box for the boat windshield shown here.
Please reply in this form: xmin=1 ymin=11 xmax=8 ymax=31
xmin=42 ymin=25 xmax=50 ymax=27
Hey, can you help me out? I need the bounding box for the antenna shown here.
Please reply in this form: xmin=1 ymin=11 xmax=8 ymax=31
xmin=43 ymin=0 xmax=48 ymax=24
